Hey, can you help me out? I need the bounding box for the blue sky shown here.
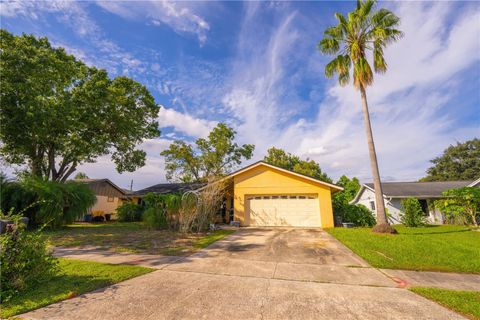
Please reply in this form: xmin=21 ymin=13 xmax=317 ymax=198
xmin=1 ymin=1 xmax=479 ymax=189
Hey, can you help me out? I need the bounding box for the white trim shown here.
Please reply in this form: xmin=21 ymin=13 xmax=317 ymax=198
xmin=350 ymin=184 xmax=389 ymax=204
xmin=226 ymin=162 xmax=343 ymax=191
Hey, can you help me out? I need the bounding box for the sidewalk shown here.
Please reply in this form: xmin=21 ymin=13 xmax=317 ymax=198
xmin=55 ymin=246 xmax=480 ymax=292
xmin=381 ymin=269 xmax=480 ymax=291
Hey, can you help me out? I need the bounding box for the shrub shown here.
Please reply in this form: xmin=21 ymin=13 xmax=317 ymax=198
xmin=401 ymin=197 xmax=426 ymax=227
xmin=142 ymin=193 xmax=168 ymax=229
xmin=435 ymin=187 xmax=480 ymax=226
xmin=0 ymin=213 xmax=58 ymax=302
xmin=0 ymin=175 xmax=96 ymax=228
xmin=142 ymin=193 xmax=182 ymax=230
xmin=117 ymin=202 xmax=144 ymax=222
xmin=342 ymin=204 xmax=376 ymax=227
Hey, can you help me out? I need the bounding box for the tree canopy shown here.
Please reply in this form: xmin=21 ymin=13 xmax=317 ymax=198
xmin=263 ymin=147 xmax=332 ymax=183
xmin=0 ymin=30 xmax=160 ymax=182
xmin=317 ymin=0 xmax=403 ymax=90
xmin=422 ymin=138 xmax=480 ymax=182
xmin=74 ymin=172 xmax=89 ymax=180
xmin=334 ymin=175 xmax=361 ymax=204
xmin=160 ymin=123 xmax=254 ymax=182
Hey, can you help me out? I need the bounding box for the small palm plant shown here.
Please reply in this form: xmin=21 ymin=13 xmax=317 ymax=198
xmin=318 ymin=0 xmax=403 ymax=233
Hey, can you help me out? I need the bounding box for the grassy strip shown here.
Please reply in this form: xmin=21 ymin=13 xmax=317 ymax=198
xmin=45 ymin=222 xmax=237 ymax=256
xmin=326 ymin=225 xmax=480 ymax=273
xmin=0 ymin=258 xmax=153 ymax=318
xmin=193 ymin=230 xmax=235 ymax=249
xmin=411 ymin=287 xmax=480 ymax=319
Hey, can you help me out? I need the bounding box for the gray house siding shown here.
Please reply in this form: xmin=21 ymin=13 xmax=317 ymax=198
xmin=353 ymin=187 xmax=444 ymax=225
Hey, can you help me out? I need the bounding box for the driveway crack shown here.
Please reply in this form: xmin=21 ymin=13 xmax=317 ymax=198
xmin=259 ymin=278 xmax=271 ymax=320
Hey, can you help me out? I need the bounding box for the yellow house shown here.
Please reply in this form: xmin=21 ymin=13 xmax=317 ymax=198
xmin=221 ymin=161 xmax=343 ymax=228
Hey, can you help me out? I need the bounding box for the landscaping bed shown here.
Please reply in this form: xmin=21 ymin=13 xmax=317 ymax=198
xmin=0 ymin=258 xmax=153 ymax=318
xmin=44 ymin=222 xmax=235 ymax=256
xmin=326 ymin=225 xmax=480 ymax=273
xmin=411 ymin=287 xmax=480 ymax=319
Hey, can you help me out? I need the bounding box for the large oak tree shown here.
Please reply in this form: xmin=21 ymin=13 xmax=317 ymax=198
xmin=161 ymin=123 xmax=254 ymax=182
xmin=0 ymin=30 xmax=160 ymax=181
xmin=422 ymin=138 xmax=480 ymax=182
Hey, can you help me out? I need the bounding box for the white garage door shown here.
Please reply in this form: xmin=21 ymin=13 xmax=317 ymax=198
xmin=247 ymin=195 xmax=320 ymax=227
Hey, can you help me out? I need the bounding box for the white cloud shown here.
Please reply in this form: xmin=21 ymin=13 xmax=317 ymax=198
xmin=77 ymin=138 xmax=172 ymax=189
xmin=96 ymin=0 xmax=210 ymax=45
xmin=1 ymin=1 xmax=100 ymax=38
xmin=222 ymin=1 xmax=480 ymax=183
xmin=158 ymin=107 xmax=217 ymax=138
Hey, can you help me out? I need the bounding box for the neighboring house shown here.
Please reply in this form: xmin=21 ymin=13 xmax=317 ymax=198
xmin=350 ymin=180 xmax=479 ymax=224
xmin=138 ymin=161 xmax=343 ymax=228
xmin=135 ymin=182 xmax=206 ymax=196
xmin=76 ymin=178 xmax=127 ymax=219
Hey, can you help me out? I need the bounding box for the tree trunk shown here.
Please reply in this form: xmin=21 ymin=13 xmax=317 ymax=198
xmin=359 ymin=85 xmax=391 ymax=231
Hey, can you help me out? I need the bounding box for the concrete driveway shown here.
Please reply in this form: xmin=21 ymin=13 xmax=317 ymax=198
xmin=23 ymin=228 xmax=464 ymax=320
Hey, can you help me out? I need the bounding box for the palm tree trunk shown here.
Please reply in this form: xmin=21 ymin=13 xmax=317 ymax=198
xmin=359 ymin=85 xmax=389 ymax=227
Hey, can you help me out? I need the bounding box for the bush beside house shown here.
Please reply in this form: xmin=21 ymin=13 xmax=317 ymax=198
xmin=435 ymin=187 xmax=480 ymax=227
xmin=117 ymin=203 xmax=144 ymax=222
xmin=0 ymin=175 xmax=95 ymax=228
xmin=400 ymin=198 xmax=426 ymax=227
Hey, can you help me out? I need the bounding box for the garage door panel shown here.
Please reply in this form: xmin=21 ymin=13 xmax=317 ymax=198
xmin=247 ymin=195 xmax=320 ymax=227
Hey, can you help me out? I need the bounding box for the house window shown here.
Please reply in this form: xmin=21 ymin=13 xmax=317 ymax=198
xmin=370 ymin=201 xmax=375 ymax=211
xmin=107 ymin=196 xmax=115 ymax=202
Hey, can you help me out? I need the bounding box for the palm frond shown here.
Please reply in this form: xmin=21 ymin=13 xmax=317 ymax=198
xmin=353 ymin=57 xmax=373 ymax=88
xmin=373 ymin=40 xmax=387 ymax=73
xmin=335 ymin=13 xmax=349 ymax=34
xmin=318 ymin=38 xmax=340 ymax=55
xmin=358 ymin=0 xmax=376 ymax=19
xmin=325 ymin=55 xmax=351 ymax=86
xmin=324 ymin=25 xmax=343 ymax=40
xmin=319 ymin=1 xmax=402 ymax=89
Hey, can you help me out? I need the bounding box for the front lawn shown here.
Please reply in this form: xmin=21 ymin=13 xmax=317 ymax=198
xmin=326 ymin=225 xmax=480 ymax=273
xmin=0 ymin=258 xmax=152 ymax=318
xmin=411 ymin=287 xmax=480 ymax=319
xmin=44 ymin=222 xmax=236 ymax=256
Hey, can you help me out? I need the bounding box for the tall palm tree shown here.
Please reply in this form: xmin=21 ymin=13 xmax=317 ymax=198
xmin=318 ymin=0 xmax=403 ymax=233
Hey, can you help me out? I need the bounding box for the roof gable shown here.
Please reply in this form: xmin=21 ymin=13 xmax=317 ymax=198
xmin=75 ymin=178 xmax=126 ymax=197
xmin=227 ymin=161 xmax=343 ymax=191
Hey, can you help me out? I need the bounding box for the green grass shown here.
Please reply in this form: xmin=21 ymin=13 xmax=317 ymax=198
xmin=193 ymin=230 xmax=235 ymax=249
xmin=44 ymin=222 xmax=236 ymax=256
xmin=0 ymin=258 xmax=153 ymax=318
xmin=326 ymin=225 xmax=480 ymax=273
xmin=411 ymin=287 xmax=480 ymax=319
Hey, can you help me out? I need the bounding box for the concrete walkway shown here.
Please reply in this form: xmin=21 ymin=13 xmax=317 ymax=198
xmin=22 ymin=228 xmax=472 ymax=319
xmin=381 ymin=269 xmax=480 ymax=291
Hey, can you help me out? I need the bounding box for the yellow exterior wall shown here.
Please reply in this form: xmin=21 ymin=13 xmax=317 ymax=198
xmin=89 ymin=195 xmax=123 ymax=219
xmin=233 ymin=165 xmax=335 ymax=228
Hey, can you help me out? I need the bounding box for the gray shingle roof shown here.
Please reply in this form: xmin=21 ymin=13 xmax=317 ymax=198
xmin=365 ymin=181 xmax=474 ymax=198
xmin=135 ymin=182 xmax=206 ymax=196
